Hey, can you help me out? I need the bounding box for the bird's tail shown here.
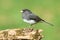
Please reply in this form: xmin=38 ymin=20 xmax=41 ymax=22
xmin=41 ymin=19 xmax=54 ymax=26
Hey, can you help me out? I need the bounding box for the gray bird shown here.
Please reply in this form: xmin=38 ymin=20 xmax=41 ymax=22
xmin=20 ymin=9 xmax=53 ymax=26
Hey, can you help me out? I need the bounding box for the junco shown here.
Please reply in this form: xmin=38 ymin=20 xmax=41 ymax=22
xmin=20 ymin=9 xmax=53 ymax=26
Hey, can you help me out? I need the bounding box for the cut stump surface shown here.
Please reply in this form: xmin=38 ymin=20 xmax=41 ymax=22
xmin=0 ymin=28 xmax=43 ymax=40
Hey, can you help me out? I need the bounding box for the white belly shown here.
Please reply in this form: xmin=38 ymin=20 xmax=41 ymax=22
xmin=23 ymin=19 xmax=36 ymax=24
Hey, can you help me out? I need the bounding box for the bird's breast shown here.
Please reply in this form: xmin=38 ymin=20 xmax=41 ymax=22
xmin=23 ymin=19 xmax=36 ymax=24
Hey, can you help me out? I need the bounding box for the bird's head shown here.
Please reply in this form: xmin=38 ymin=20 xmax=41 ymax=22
xmin=20 ymin=9 xmax=32 ymax=13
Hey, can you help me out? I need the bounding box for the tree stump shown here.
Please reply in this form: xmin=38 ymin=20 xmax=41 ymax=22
xmin=0 ymin=28 xmax=43 ymax=40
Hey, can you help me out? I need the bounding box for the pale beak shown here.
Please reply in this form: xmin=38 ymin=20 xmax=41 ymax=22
xmin=20 ymin=10 xmax=23 ymax=12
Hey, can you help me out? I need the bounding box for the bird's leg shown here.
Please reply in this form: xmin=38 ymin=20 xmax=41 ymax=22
xmin=30 ymin=24 xmax=35 ymax=29
xmin=28 ymin=24 xmax=35 ymax=29
xmin=31 ymin=24 xmax=33 ymax=26
xmin=27 ymin=24 xmax=33 ymax=28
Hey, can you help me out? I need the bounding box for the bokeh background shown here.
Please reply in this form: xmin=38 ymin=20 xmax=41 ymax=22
xmin=0 ymin=0 xmax=60 ymax=40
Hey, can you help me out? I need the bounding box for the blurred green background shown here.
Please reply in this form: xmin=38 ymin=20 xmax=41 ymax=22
xmin=0 ymin=0 xmax=60 ymax=40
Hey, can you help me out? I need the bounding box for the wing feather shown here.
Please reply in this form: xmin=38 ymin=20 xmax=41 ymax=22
xmin=29 ymin=14 xmax=42 ymax=22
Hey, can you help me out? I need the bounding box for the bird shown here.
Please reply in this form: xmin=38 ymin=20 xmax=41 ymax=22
xmin=20 ymin=9 xmax=53 ymax=26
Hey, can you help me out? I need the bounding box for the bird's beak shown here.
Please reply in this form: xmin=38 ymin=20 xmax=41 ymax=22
xmin=20 ymin=10 xmax=23 ymax=13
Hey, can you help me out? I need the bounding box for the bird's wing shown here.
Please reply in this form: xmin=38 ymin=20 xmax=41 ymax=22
xmin=29 ymin=14 xmax=42 ymax=22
